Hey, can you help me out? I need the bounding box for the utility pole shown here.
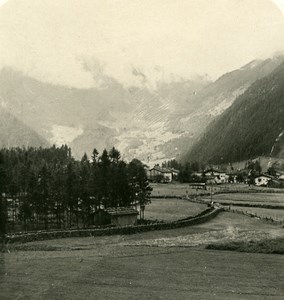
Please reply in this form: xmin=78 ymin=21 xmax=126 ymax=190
xmin=210 ymin=171 xmax=214 ymax=206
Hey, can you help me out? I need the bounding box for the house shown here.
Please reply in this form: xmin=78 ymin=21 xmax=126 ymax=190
xmin=90 ymin=207 xmax=139 ymax=226
xmin=204 ymin=169 xmax=229 ymax=184
xmin=255 ymin=174 xmax=282 ymax=188
xmin=226 ymin=170 xmax=246 ymax=183
xmin=254 ymin=175 xmax=271 ymax=186
xmin=192 ymin=172 xmax=203 ymax=178
xmin=148 ymin=165 xmax=173 ymax=183
xmin=167 ymin=168 xmax=179 ymax=179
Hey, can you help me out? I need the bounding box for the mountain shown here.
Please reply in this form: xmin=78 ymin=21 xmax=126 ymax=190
xmin=0 ymin=108 xmax=49 ymax=148
xmin=183 ymin=61 xmax=284 ymax=164
xmin=164 ymin=56 xmax=284 ymax=160
xmin=0 ymin=67 xmax=209 ymax=160
xmin=0 ymin=56 xmax=283 ymax=163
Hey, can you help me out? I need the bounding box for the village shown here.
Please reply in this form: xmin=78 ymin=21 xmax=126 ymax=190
xmin=2 ymin=152 xmax=284 ymax=232
xmin=1 ymin=1 xmax=284 ymax=299
xmin=1 ymin=149 xmax=284 ymax=299
xmin=146 ymin=156 xmax=284 ymax=187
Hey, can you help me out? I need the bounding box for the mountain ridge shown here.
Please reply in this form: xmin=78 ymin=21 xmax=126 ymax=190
xmin=183 ymin=60 xmax=284 ymax=164
xmin=1 ymin=55 xmax=283 ymax=163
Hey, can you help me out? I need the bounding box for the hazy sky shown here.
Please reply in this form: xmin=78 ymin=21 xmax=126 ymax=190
xmin=0 ymin=0 xmax=284 ymax=88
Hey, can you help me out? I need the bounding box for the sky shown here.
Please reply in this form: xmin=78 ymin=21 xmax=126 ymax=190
xmin=0 ymin=0 xmax=284 ymax=89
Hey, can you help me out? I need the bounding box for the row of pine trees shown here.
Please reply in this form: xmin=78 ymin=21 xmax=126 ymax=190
xmin=0 ymin=145 xmax=152 ymax=235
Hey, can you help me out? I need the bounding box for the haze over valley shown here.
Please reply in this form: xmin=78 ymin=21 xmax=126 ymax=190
xmin=1 ymin=0 xmax=284 ymax=165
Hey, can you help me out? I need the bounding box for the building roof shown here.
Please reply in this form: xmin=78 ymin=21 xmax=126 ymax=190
xmin=255 ymin=174 xmax=274 ymax=179
xmin=167 ymin=168 xmax=180 ymax=173
xmin=150 ymin=166 xmax=172 ymax=174
xmin=255 ymin=173 xmax=282 ymax=182
xmin=104 ymin=207 xmax=139 ymax=216
xmin=204 ymin=169 xmax=224 ymax=174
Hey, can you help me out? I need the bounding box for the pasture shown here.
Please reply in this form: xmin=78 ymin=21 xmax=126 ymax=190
xmin=145 ymin=198 xmax=206 ymax=221
xmin=204 ymin=192 xmax=284 ymax=207
xmin=151 ymin=182 xmax=284 ymax=197
xmin=1 ymin=212 xmax=283 ymax=299
xmin=150 ymin=182 xmax=195 ymax=197
xmin=232 ymin=206 xmax=284 ymax=221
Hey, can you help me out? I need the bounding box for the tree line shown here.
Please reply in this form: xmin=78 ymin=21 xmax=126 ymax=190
xmin=0 ymin=145 xmax=152 ymax=235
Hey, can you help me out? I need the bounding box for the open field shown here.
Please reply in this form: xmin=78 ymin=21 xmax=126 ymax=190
xmin=151 ymin=182 xmax=284 ymax=197
xmin=1 ymin=212 xmax=283 ymax=299
xmin=203 ymin=193 xmax=284 ymax=208
xmin=207 ymin=193 xmax=284 ymax=204
xmin=207 ymin=237 xmax=284 ymax=254
xmin=232 ymin=206 xmax=284 ymax=221
xmin=151 ymin=182 xmax=196 ymax=197
xmin=145 ymin=198 xmax=206 ymax=221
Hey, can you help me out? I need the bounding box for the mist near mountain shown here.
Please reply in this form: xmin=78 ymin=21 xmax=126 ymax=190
xmin=0 ymin=66 xmax=208 ymax=160
xmin=0 ymin=55 xmax=283 ymax=163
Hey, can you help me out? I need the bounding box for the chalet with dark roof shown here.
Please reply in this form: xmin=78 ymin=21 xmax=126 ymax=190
xmin=90 ymin=207 xmax=139 ymax=226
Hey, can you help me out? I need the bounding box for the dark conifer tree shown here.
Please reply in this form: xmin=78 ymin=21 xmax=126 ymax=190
xmin=0 ymin=153 xmax=7 ymax=236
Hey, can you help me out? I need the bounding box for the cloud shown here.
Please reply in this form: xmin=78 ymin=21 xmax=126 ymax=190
xmin=272 ymin=0 xmax=284 ymax=15
xmin=0 ymin=0 xmax=8 ymax=8
xmin=0 ymin=0 xmax=284 ymax=89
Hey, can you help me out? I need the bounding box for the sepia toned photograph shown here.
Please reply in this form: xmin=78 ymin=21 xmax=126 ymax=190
xmin=0 ymin=0 xmax=284 ymax=299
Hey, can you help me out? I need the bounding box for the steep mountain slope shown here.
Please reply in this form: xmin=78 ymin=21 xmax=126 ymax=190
xmin=165 ymin=56 xmax=284 ymax=159
xmin=0 ymin=108 xmax=49 ymax=148
xmin=184 ymin=61 xmax=284 ymax=164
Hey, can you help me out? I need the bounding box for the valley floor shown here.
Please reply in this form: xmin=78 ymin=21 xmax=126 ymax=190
xmin=1 ymin=212 xmax=283 ymax=300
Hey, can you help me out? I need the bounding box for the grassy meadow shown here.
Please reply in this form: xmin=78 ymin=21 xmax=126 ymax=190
xmin=206 ymin=192 xmax=284 ymax=205
xmin=1 ymin=184 xmax=284 ymax=299
xmin=151 ymin=182 xmax=284 ymax=197
xmin=231 ymin=206 xmax=284 ymax=221
xmin=145 ymin=198 xmax=206 ymax=221
xmin=1 ymin=212 xmax=283 ymax=299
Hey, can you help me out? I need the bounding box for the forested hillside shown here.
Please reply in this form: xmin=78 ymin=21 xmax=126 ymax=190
xmin=184 ymin=62 xmax=284 ymax=164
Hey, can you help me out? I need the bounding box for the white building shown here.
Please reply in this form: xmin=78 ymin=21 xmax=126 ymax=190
xmin=204 ymin=170 xmax=229 ymax=184
xmin=254 ymin=175 xmax=271 ymax=186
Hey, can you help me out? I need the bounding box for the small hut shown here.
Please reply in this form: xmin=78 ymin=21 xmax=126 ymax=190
xmin=90 ymin=207 xmax=139 ymax=226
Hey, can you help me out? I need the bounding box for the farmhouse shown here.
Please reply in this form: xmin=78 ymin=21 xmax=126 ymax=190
xmin=226 ymin=170 xmax=242 ymax=183
xmin=167 ymin=168 xmax=179 ymax=179
xmin=254 ymin=174 xmax=281 ymax=187
xmin=204 ymin=169 xmax=229 ymax=184
xmin=148 ymin=165 xmax=173 ymax=183
xmin=90 ymin=207 xmax=139 ymax=226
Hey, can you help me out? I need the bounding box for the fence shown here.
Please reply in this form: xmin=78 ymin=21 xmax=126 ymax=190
xmin=225 ymin=206 xmax=284 ymax=226
xmin=3 ymin=207 xmax=223 ymax=244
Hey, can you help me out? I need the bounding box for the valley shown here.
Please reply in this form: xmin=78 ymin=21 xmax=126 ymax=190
xmin=1 ymin=56 xmax=283 ymax=163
